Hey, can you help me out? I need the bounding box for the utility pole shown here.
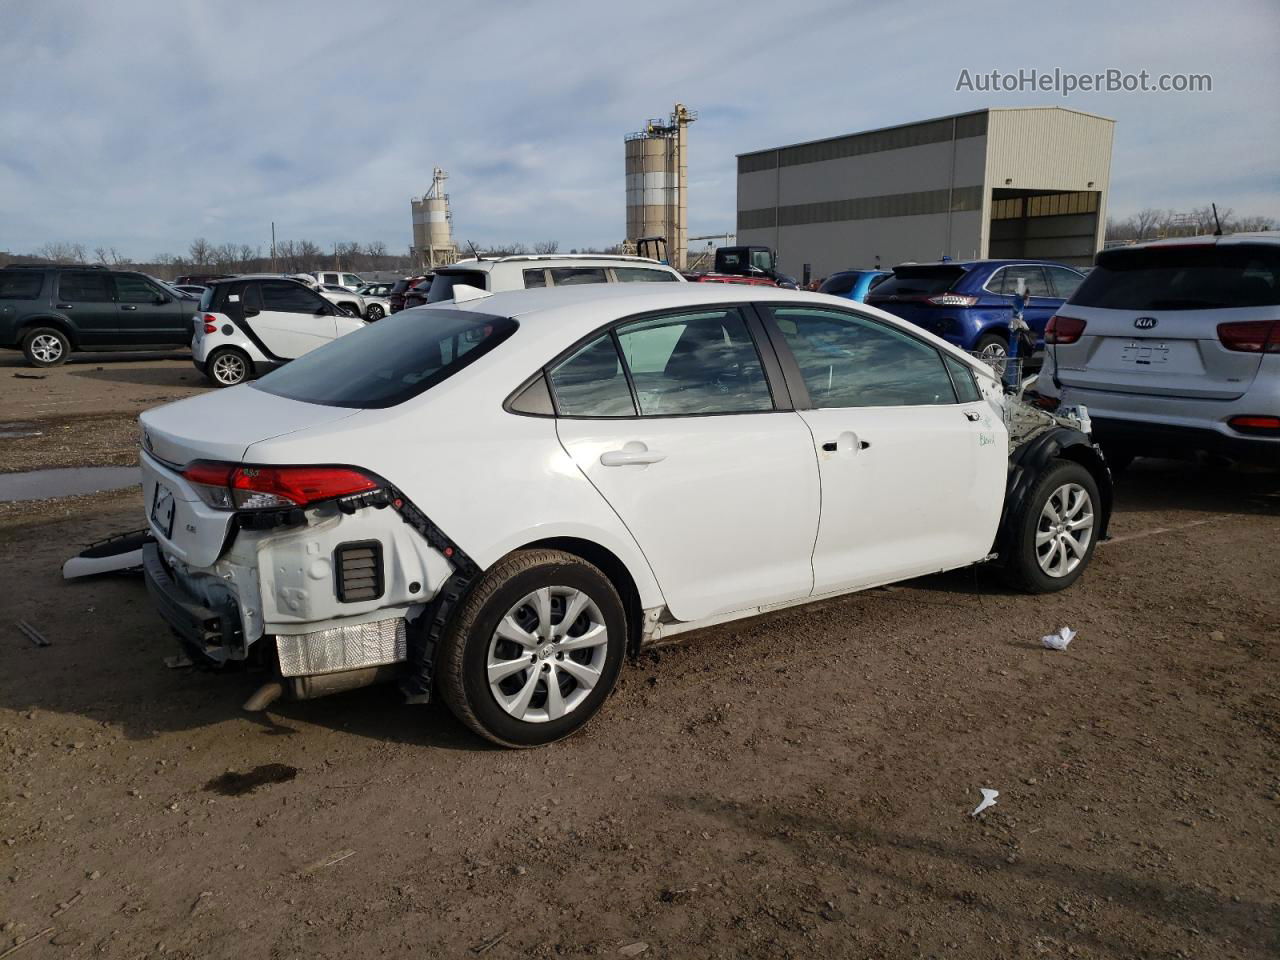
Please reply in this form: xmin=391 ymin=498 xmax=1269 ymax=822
xmin=270 ymin=221 xmax=276 ymax=273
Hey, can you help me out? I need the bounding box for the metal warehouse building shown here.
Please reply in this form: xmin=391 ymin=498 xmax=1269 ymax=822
xmin=736 ymin=106 xmax=1114 ymax=278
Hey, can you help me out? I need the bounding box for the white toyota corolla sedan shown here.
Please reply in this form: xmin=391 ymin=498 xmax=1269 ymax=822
xmin=139 ymin=284 xmax=1111 ymax=746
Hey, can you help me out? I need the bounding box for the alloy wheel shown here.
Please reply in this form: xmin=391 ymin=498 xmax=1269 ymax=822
xmin=1035 ymin=482 xmax=1094 ymax=577
xmin=30 ymin=334 xmax=64 ymax=364
xmin=486 ymin=586 xmax=609 ymax=723
xmin=212 ymin=352 xmax=247 ymax=385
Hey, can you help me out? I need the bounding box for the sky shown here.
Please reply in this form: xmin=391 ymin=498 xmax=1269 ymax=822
xmin=1 ymin=0 xmax=1277 ymax=259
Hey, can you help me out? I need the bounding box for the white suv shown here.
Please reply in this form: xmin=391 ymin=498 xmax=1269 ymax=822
xmin=424 ymin=255 xmax=683 ymax=303
xmin=141 ymin=284 xmax=1109 ymax=746
xmin=302 ymin=270 xmax=365 ymax=291
xmin=1035 ymin=234 xmax=1280 ymax=467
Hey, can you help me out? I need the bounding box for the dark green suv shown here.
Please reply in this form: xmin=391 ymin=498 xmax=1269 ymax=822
xmin=0 ymin=265 xmax=198 ymax=367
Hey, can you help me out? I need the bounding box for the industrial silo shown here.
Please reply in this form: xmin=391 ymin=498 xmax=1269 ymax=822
xmin=624 ymin=104 xmax=695 ymax=269
xmin=410 ymin=168 xmax=458 ymax=270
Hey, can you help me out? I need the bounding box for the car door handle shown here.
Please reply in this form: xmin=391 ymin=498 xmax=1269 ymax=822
xmin=964 ymin=410 xmax=982 ymax=422
xmin=821 ymin=431 xmax=869 ymax=453
xmin=600 ymin=443 xmax=666 ymax=467
xmin=56 ymin=303 xmax=73 ymax=308
xmin=121 ymin=305 xmax=138 ymax=311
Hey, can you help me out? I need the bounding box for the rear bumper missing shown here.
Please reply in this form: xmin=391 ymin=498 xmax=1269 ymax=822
xmin=143 ymin=543 xmax=242 ymax=665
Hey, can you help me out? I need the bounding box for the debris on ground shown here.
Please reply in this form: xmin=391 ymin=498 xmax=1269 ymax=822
xmin=15 ymin=620 xmax=50 ymax=647
xmin=618 ymin=943 xmax=649 ymax=957
xmin=1041 ymin=626 xmax=1077 ymax=650
xmin=971 ymin=788 xmax=999 ymax=817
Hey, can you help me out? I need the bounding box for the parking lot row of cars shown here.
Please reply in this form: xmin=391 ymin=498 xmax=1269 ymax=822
xmin=3 ymin=237 xmax=1278 ymax=468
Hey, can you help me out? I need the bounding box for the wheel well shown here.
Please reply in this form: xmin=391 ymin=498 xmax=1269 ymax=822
xmin=20 ymin=318 xmax=77 ymax=347
xmin=520 ymin=536 xmax=645 ymax=656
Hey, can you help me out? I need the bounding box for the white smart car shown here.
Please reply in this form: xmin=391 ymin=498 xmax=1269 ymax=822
xmin=141 ymin=284 xmax=1110 ymax=746
xmin=192 ymin=275 xmax=366 ymax=386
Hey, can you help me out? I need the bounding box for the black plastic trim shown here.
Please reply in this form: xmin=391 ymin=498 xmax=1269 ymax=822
xmin=334 ymin=539 xmax=384 ymax=603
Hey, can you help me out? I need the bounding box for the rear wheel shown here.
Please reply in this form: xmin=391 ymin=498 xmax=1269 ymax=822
xmin=975 ymin=333 xmax=1009 ymax=375
xmin=1001 ymin=459 xmax=1100 ymax=593
xmin=207 ymin=347 xmax=250 ymax=387
xmin=22 ymin=327 xmax=71 ymax=367
xmin=438 ymin=549 xmax=627 ymax=747
xmin=365 ymin=304 xmax=385 ymax=321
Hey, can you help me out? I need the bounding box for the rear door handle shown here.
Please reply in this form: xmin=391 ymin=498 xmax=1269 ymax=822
xmin=121 ymin=305 xmax=138 ymax=311
xmin=821 ymin=431 xmax=869 ymax=453
xmin=56 ymin=303 xmax=73 ymax=309
xmin=600 ymin=442 xmax=666 ymax=467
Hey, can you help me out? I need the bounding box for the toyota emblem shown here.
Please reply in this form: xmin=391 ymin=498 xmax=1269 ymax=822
xmin=1134 ymin=316 xmax=1158 ymax=330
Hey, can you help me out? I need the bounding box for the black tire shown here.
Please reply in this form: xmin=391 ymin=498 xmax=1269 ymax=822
xmin=22 ymin=326 xmax=71 ymax=367
xmin=206 ymin=347 xmax=251 ymax=387
xmin=438 ymin=549 xmax=627 ymax=748
xmin=365 ymin=304 xmax=385 ymax=321
xmin=338 ymin=304 xmax=358 ymax=318
xmin=1001 ymin=459 xmax=1101 ymax=594
xmin=975 ymin=332 xmax=1009 ymax=360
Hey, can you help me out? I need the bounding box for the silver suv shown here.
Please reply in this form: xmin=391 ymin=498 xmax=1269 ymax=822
xmin=1035 ymin=234 xmax=1280 ymax=467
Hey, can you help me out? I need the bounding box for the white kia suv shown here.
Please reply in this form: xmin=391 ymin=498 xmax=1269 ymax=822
xmin=1035 ymin=234 xmax=1280 ymax=468
xmin=425 ymin=254 xmax=683 ymax=303
xmin=192 ymin=276 xmax=366 ymax=386
xmin=142 ymin=284 xmax=1110 ymax=746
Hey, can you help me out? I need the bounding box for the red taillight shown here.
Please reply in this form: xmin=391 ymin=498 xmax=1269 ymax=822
xmin=1217 ymin=320 xmax=1280 ymax=353
xmin=197 ymin=313 xmax=219 ymax=334
xmin=1046 ymin=314 xmax=1087 ymax=344
xmin=1227 ymin=415 xmax=1280 ymax=434
xmin=925 ymin=293 xmax=978 ymax=307
xmin=181 ymin=462 xmax=379 ymax=511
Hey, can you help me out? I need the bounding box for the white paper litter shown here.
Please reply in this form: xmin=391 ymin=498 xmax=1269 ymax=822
xmin=1041 ymin=626 xmax=1077 ymax=651
xmin=971 ymin=788 xmax=999 ymax=817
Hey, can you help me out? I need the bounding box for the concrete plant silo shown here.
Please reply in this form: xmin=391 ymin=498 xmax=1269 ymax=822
xmin=410 ymin=168 xmax=458 ymax=270
xmin=624 ymin=103 xmax=695 ymax=270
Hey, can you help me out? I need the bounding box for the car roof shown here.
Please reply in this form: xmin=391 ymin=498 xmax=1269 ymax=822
xmin=443 ymin=255 xmax=670 ymax=274
xmin=1114 ymin=232 xmax=1280 ymax=250
xmin=892 ymin=258 xmax=1080 ymax=271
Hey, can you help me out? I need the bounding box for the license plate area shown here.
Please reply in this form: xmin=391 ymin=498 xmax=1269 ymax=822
xmin=151 ymin=483 xmax=176 ymax=539
xmin=1119 ymin=341 xmax=1170 ymax=366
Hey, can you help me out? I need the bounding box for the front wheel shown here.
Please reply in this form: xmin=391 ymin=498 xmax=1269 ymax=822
xmin=438 ymin=549 xmax=627 ymax=747
xmin=1001 ymin=459 xmax=1100 ymax=594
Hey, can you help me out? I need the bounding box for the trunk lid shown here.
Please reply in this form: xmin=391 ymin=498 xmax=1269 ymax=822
xmin=139 ymin=388 xmax=361 ymax=567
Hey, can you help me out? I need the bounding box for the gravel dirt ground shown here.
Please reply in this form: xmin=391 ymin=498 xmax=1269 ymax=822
xmin=1 ymin=355 xmax=1277 ymax=959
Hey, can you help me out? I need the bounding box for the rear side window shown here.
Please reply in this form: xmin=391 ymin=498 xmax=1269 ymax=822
xmin=428 ymin=270 xmax=488 ymax=303
xmin=548 ymin=334 xmax=636 ymax=417
xmin=0 ymin=271 xmax=44 ymax=299
xmin=612 ymin=267 xmax=678 ymax=283
xmin=944 ymin=355 xmax=983 ymax=403
xmin=58 ymin=271 xmax=113 ymax=302
xmin=1073 ymin=244 xmax=1280 ymax=310
xmin=523 ymin=268 xmax=548 ymax=288
xmin=550 ymin=267 xmax=608 ymax=286
xmin=989 ymin=265 xmax=1052 ymax=297
xmin=1046 ymin=265 xmax=1084 ymax=300
xmin=254 ymin=309 xmax=517 ymax=408
xmin=769 ymin=306 xmax=957 ymax=408
xmin=867 ymin=266 xmax=965 ymax=299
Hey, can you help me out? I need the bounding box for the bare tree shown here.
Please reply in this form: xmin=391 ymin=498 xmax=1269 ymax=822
xmin=533 ymin=240 xmax=560 ymax=255
xmin=35 ymin=241 xmax=86 ymax=263
xmin=1132 ymin=208 xmax=1164 ymax=241
xmin=188 ymin=237 xmax=213 ymax=266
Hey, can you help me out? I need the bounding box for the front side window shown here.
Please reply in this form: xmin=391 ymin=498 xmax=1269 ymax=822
xmin=548 ymin=334 xmax=636 ymax=417
xmin=768 ymin=307 xmax=957 ymax=408
xmin=612 ymin=267 xmax=678 ymax=283
xmin=0 ymin=271 xmax=45 ymax=299
xmin=615 ymin=308 xmax=772 ymax=416
xmin=1046 ymin=266 xmax=1084 ymax=300
xmin=550 ymin=267 xmax=608 ymax=286
xmin=254 ymin=309 xmax=516 ymax=409
xmin=342 ymin=274 xmax=361 ymax=287
xmin=58 ymin=271 xmax=113 ymax=302
xmin=260 ymin=281 xmax=326 ymax=314
xmin=114 ymin=274 xmax=162 ymax=303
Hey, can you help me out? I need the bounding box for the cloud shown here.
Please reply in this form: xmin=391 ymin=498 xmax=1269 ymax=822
xmin=0 ymin=0 xmax=1276 ymax=258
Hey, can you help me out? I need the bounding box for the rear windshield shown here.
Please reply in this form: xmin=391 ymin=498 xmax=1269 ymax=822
xmin=819 ymin=273 xmax=858 ymax=295
xmin=0 ymin=271 xmax=45 ymax=299
xmin=427 ymin=270 xmax=487 ymax=303
xmin=1074 ymin=244 xmax=1280 ymax=310
xmin=252 ymin=308 xmax=517 ymax=408
xmin=867 ymin=266 xmax=965 ymax=299
xmin=390 ymin=279 xmax=412 ymax=296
